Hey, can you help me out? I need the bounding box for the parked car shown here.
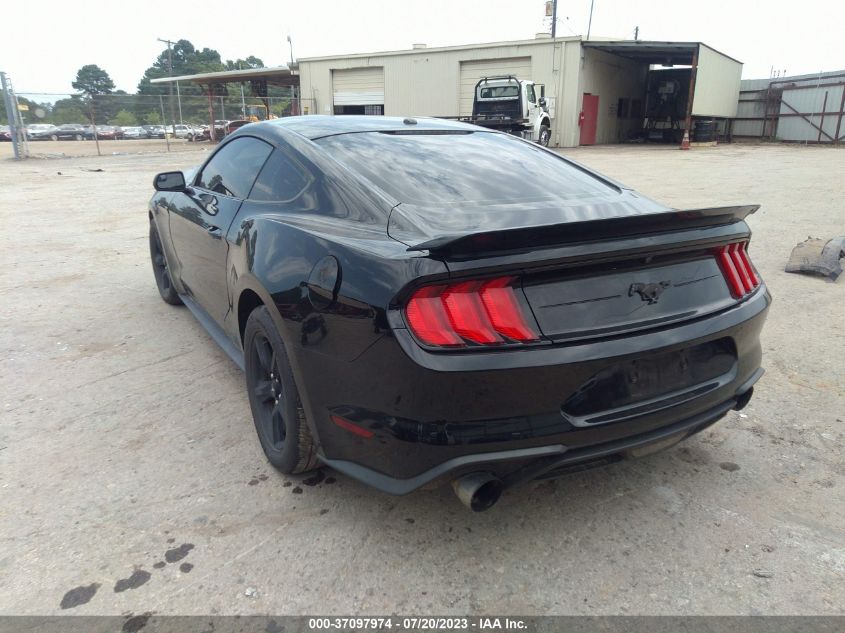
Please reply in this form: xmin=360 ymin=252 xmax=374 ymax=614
xmin=165 ymin=124 xmax=196 ymax=139
xmin=85 ymin=125 xmax=123 ymax=140
xmin=122 ymin=126 xmax=150 ymax=139
xmin=225 ymin=119 xmax=253 ymax=135
xmin=45 ymin=124 xmax=87 ymax=141
xmin=142 ymin=125 xmax=166 ymax=139
xmin=0 ymin=125 xmax=11 ymax=141
xmin=27 ymin=124 xmax=58 ymax=140
xmin=148 ymin=116 xmax=770 ymax=511
xmin=213 ymin=119 xmax=230 ymax=138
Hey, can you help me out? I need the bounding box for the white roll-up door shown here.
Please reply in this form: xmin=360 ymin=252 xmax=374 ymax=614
xmin=332 ymin=67 xmax=385 ymax=106
xmin=459 ymin=58 xmax=532 ymax=116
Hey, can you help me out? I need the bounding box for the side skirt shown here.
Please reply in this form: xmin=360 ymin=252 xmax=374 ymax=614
xmin=179 ymin=294 xmax=245 ymax=371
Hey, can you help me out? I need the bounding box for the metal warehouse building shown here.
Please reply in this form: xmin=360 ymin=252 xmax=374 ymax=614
xmin=297 ymin=36 xmax=744 ymax=148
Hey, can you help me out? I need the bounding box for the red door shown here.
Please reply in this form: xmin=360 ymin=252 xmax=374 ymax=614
xmin=579 ymin=93 xmax=599 ymax=145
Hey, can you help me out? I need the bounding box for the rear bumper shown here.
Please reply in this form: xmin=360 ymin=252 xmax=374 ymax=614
xmin=298 ymin=287 xmax=770 ymax=493
xmin=320 ymin=388 xmax=756 ymax=494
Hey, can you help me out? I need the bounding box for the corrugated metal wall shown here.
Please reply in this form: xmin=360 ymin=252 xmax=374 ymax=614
xmin=735 ymin=70 xmax=845 ymax=142
xmin=778 ymin=84 xmax=844 ymax=142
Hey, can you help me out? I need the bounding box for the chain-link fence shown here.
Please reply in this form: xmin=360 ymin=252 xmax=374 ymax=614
xmin=2 ymin=82 xmax=313 ymax=157
xmin=16 ymin=93 xmax=310 ymax=127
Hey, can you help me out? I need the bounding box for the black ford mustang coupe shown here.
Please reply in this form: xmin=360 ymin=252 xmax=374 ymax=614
xmin=149 ymin=116 xmax=769 ymax=510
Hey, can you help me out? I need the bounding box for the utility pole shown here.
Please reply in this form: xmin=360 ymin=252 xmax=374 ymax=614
xmin=587 ymin=0 xmax=595 ymax=40
xmin=239 ymin=62 xmax=246 ymax=118
xmin=634 ymin=26 xmax=639 ymax=41
xmin=157 ymin=38 xmax=178 ymax=134
xmin=551 ymin=0 xmax=558 ymax=38
xmin=176 ymin=81 xmax=183 ymax=124
xmin=287 ymin=35 xmax=298 ymax=115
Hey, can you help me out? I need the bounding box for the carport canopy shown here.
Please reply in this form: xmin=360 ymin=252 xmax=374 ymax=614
xmin=151 ymin=65 xmax=300 ymax=140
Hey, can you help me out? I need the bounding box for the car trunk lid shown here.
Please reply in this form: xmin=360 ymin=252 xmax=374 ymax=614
xmin=391 ymin=202 xmax=759 ymax=345
xmin=521 ymin=248 xmax=737 ymax=342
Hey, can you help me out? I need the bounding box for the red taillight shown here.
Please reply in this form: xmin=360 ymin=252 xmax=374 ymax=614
xmin=405 ymin=285 xmax=463 ymax=347
xmin=715 ymin=241 xmax=760 ymax=299
xmin=441 ymin=281 xmax=503 ymax=344
xmin=405 ymin=276 xmax=539 ymax=348
xmin=479 ymin=277 xmax=540 ymax=342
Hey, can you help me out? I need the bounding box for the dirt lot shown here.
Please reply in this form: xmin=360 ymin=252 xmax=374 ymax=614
xmin=1 ymin=143 xmax=843 ymax=616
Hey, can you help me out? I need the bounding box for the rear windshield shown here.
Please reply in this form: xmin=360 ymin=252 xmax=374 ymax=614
xmin=316 ymin=131 xmax=614 ymax=205
xmin=479 ymin=86 xmax=519 ymax=99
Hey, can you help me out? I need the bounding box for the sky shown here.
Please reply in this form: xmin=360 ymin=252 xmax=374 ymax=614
xmin=2 ymin=0 xmax=843 ymax=97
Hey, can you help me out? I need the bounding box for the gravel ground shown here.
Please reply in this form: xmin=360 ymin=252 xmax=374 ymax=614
xmin=0 ymin=142 xmax=842 ymax=616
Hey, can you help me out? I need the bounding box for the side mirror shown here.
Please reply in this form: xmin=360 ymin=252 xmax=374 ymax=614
xmin=154 ymin=171 xmax=186 ymax=192
xmin=538 ymin=97 xmax=547 ymax=108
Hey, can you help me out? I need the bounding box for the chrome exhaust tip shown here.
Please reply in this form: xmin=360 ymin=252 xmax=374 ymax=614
xmin=452 ymin=472 xmax=504 ymax=512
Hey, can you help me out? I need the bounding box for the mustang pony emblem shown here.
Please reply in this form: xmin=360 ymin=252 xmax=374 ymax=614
xmin=629 ymin=281 xmax=671 ymax=304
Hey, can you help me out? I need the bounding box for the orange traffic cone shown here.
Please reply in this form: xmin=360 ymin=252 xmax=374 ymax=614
xmin=680 ymin=129 xmax=691 ymax=150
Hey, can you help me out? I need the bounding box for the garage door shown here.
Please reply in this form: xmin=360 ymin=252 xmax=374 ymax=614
xmin=332 ymin=67 xmax=385 ymax=106
xmin=459 ymin=58 xmax=532 ymax=116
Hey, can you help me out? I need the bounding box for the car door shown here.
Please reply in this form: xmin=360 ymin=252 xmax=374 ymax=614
xmin=525 ymin=83 xmax=541 ymax=139
xmin=168 ymin=135 xmax=273 ymax=325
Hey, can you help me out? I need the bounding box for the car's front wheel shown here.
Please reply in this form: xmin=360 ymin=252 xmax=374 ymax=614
xmin=149 ymin=222 xmax=182 ymax=305
xmin=244 ymin=306 xmax=319 ymax=474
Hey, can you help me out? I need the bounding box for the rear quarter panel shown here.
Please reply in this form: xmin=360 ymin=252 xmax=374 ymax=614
xmin=225 ymin=207 xmax=448 ymax=446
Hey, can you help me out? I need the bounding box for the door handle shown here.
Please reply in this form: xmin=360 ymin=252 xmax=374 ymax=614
xmin=207 ymin=225 xmax=223 ymax=239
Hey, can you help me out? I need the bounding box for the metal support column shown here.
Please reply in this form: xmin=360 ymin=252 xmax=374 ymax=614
xmin=682 ymin=47 xmax=699 ymax=148
xmin=1 ymin=72 xmax=22 ymax=159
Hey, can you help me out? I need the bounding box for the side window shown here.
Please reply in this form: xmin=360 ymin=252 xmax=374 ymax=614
xmin=248 ymin=148 xmax=310 ymax=202
xmin=196 ymin=137 xmax=273 ymax=199
xmin=526 ymin=84 xmax=536 ymax=104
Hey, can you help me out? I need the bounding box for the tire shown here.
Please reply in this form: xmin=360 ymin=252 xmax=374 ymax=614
xmin=244 ymin=306 xmax=319 ymax=474
xmin=538 ymin=124 xmax=551 ymax=147
xmin=149 ymin=222 xmax=182 ymax=306
xmin=75 ymin=134 xmax=82 ymax=141
xmin=50 ymin=134 xmax=58 ymax=141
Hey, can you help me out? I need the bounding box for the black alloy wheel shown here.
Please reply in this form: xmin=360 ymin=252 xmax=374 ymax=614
xmin=250 ymin=331 xmax=287 ymax=450
xmin=149 ymin=222 xmax=182 ymax=305
xmin=244 ymin=306 xmax=319 ymax=474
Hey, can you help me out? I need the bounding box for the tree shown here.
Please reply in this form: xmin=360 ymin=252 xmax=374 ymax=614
xmin=72 ymin=65 xmax=115 ymax=97
xmin=136 ymin=40 xmax=228 ymax=124
xmin=50 ymin=97 xmax=87 ymax=124
xmin=142 ymin=111 xmax=162 ymax=125
xmin=109 ymin=109 xmax=138 ymax=126
xmin=225 ymin=56 xmax=265 ymax=70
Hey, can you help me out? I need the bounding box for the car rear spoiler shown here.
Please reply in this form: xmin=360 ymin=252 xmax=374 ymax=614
xmin=405 ymin=205 xmax=760 ymax=255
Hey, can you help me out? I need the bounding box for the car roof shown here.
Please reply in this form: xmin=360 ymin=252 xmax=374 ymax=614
xmin=261 ymin=115 xmax=480 ymax=140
